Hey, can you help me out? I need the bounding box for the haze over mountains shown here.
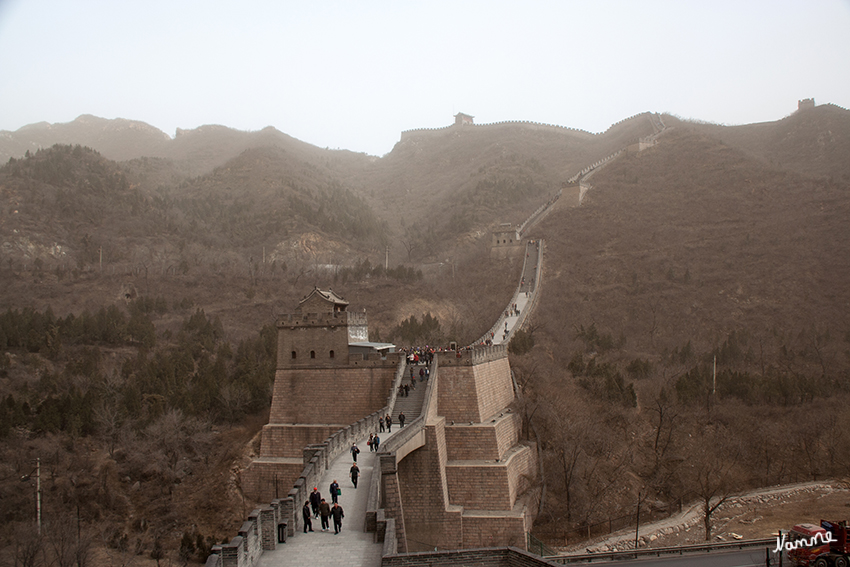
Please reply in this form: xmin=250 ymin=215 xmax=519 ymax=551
xmin=1 ymin=103 xmax=849 ymax=554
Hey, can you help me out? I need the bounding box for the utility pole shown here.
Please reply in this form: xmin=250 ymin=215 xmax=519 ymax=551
xmin=21 ymin=459 xmax=41 ymax=534
xmin=36 ymin=458 xmax=41 ymax=535
xmin=713 ymin=355 xmax=717 ymax=396
xmin=634 ymin=490 xmax=641 ymax=550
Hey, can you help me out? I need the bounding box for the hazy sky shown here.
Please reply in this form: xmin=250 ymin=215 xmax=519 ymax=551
xmin=1 ymin=0 xmax=848 ymax=156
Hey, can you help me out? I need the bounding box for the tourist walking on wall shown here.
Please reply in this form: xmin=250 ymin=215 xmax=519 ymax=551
xmin=399 ymin=411 xmax=405 ymax=428
xmin=329 ymin=479 xmax=340 ymax=504
xmin=386 ymin=414 xmax=392 ymax=432
xmin=302 ymin=501 xmax=313 ymax=533
xmin=379 ymin=416 xmax=385 ymax=432
xmin=331 ymin=502 xmax=345 ymax=534
xmin=368 ymin=433 xmax=374 ymax=451
xmin=350 ymin=442 xmax=360 ymax=462
xmin=318 ymin=498 xmax=331 ymax=531
xmin=372 ymin=433 xmax=380 ymax=451
xmin=309 ymin=487 xmax=321 ymax=518
xmin=350 ymin=462 xmax=360 ymax=488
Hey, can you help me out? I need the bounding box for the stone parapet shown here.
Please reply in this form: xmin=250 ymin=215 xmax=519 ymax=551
xmin=438 ymin=345 xmax=507 ymax=367
xmin=259 ymin=424 xmax=343 ymax=458
xmin=438 ymin=356 xmax=514 ymax=423
xmin=268 ymin=365 xmax=397 ymax=425
xmin=460 ymin=510 xmax=532 ymax=551
xmin=444 ymin=412 xmax=520 ymax=462
xmin=276 ymin=310 xmax=366 ymax=327
xmin=381 ymin=546 xmax=560 ymax=567
xmin=445 ymin=443 xmax=536 ymax=511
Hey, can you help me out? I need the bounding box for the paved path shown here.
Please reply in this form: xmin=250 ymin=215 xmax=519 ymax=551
xmin=256 ymin=415 xmax=408 ymax=566
xmin=491 ymin=240 xmax=540 ymax=345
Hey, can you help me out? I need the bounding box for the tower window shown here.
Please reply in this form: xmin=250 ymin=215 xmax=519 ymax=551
xmin=329 ymin=350 xmax=335 ymax=358
xmin=291 ymin=351 xmax=297 ymax=359
xmin=310 ymin=350 xmax=316 ymax=359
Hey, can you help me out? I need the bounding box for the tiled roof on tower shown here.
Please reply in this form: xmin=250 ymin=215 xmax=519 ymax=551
xmin=298 ymin=287 xmax=349 ymax=313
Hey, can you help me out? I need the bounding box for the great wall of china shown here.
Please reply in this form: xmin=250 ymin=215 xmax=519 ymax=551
xmin=399 ymin=111 xmax=656 ymax=143
xmin=206 ymin=112 xmax=674 ymax=567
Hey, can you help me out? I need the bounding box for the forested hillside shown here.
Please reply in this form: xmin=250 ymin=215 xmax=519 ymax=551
xmin=518 ymin=122 xmax=850 ymax=543
xmin=0 ymin=105 xmax=848 ymax=562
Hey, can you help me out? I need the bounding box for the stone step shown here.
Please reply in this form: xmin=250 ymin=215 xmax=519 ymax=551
xmin=391 ymin=368 xmax=428 ymax=423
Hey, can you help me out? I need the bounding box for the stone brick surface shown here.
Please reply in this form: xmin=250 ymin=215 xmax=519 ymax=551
xmin=445 ymin=444 xmax=536 ymax=511
xmin=258 ymin=424 xmax=341 ymax=458
xmin=268 ymin=366 xmax=396 ymax=425
xmin=241 ymin=460 xmax=304 ymax=503
xmin=461 ymin=515 xmax=529 ymax=550
xmin=438 ymin=356 xmax=514 ymax=423
xmin=396 ymin=418 xmax=465 ymax=552
xmin=381 ymin=546 xmax=561 ymax=567
xmin=444 ymin=413 xmax=520 ymax=461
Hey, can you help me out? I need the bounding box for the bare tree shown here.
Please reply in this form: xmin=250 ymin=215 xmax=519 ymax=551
xmin=12 ymin=524 xmax=43 ymax=567
xmin=649 ymin=386 xmax=678 ymax=474
xmin=684 ymin=426 xmax=741 ymax=541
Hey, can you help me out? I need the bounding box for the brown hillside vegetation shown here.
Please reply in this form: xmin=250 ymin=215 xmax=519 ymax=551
xmin=518 ymin=125 xmax=850 ymax=544
xmin=535 ymin=126 xmax=850 ymax=359
xmin=690 ymin=104 xmax=850 ymax=181
xmin=1 ymin=106 xmax=849 ymax=561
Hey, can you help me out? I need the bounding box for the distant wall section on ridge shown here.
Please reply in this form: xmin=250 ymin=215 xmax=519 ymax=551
xmin=399 ymin=112 xmax=654 ymax=143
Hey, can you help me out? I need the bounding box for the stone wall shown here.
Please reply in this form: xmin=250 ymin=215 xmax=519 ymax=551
xmin=258 ymin=424 xmax=341 ymax=458
xmin=381 ymin=547 xmax=560 ymax=567
xmin=266 ymin=365 xmax=397 ymax=430
xmin=399 ymin=120 xmax=596 ymax=142
xmin=461 ymin=514 xmax=533 ymax=550
xmin=396 ymin=417 xmax=464 ymax=552
xmin=444 ymin=413 xmax=520 ymax=461
xmin=205 ymin=500 xmax=288 ymax=567
xmin=242 ymin=357 xmax=405 ymax=504
xmin=445 ymin=444 xmax=536 ymax=511
xmin=399 ymin=112 xmax=654 ymax=144
xmin=438 ymin=355 xmax=514 ymax=423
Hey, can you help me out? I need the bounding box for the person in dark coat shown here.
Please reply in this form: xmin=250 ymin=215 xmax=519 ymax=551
xmin=329 ymin=479 xmax=340 ymax=504
xmin=399 ymin=412 xmax=406 ymax=428
xmin=386 ymin=414 xmax=392 ymax=432
xmin=350 ymin=442 xmax=360 ymax=462
xmin=331 ymin=501 xmax=345 ymax=534
xmin=302 ymin=501 xmax=313 ymax=533
xmin=309 ymin=487 xmax=321 ymax=518
xmin=318 ymin=498 xmax=331 ymax=531
xmin=350 ymin=462 xmax=360 ymax=488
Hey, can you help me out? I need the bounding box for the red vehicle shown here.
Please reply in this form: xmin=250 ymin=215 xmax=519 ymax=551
xmin=786 ymin=520 xmax=850 ymax=567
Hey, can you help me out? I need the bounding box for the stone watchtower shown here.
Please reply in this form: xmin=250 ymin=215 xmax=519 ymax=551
xmin=242 ymin=288 xmax=400 ymax=501
xmin=454 ymin=112 xmax=474 ymax=126
xmin=491 ymin=224 xmax=523 ymax=259
xmin=798 ymin=98 xmax=815 ymax=111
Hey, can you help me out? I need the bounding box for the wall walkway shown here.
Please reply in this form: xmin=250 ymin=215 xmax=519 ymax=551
xmin=212 ymin=113 xmax=676 ymax=567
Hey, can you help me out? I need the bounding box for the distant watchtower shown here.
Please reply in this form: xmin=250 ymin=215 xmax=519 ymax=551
xmin=491 ymin=224 xmax=523 ymax=258
xmin=454 ymin=112 xmax=474 ymax=126
xmin=798 ymin=98 xmax=815 ymax=111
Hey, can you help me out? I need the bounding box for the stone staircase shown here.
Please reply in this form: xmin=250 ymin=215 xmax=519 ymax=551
xmin=391 ymin=365 xmax=428 ymax=425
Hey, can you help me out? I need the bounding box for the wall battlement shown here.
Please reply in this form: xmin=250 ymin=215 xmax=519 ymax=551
xmin=399 ymin=112 xmax=654 ymax=143
xmin=439 ymin=345 xmax=508 ymax=367
xmin=276 ymin=311 xmax=366 ymax=327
